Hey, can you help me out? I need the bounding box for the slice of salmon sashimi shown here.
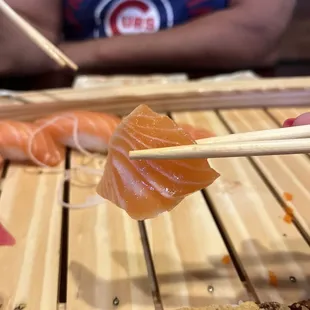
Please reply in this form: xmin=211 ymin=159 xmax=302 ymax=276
xmin=96 ymin=104 xmax=220 ymax=220
xmin=178 ymin=123 xmax=215 ymax=140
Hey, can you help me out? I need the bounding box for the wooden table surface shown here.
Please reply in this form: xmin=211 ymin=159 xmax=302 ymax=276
xmin=0 ymin=106 xmax=310 ymax=310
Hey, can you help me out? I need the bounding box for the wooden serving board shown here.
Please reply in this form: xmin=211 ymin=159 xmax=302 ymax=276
xmin=0 ymin=105 xmax=309 ymax=310
xmin=1 ymin=77 xmax=310 ymax=121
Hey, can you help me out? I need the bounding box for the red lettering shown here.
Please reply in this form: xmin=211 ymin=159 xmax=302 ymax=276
xmin=120 ymin=15 xmax=155 ymax=32
xmin=146 ymin=18 xmax=155 ymax=31
xmin=134 ymin=17 xmax=143 ymax=29
xmin=122 ymin=16 xmax=134 ymax=27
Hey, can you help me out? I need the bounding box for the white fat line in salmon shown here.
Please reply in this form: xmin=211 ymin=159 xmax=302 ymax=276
xmin=28 ymin=114 xmax=95 ymax=165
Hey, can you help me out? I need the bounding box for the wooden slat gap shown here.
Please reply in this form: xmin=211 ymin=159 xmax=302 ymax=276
xmin=57 ymin=148 xmax=71 ymax=304
xmin=247 ymin=153 xmax=310 ymax=247
xmin=171 ymin=107 xmax=253 ymax=290
xmin=264 ymin=108 xmax=310 ymax=162
xmin=138 ymin=221 xmax=164 ymax=310
xmin=0 ymin=160 xmax=10 ymax=194
xmin=216 ymin=110 xmax=310 ymax=247
xmin=169 ymin=111 xmax=256 ymax=305
xmin=201 ymin=189 xmax=259 ymax=302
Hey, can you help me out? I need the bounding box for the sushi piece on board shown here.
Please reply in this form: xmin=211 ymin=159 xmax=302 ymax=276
xmin=35 ymin=110 xmax=121 ymax=153
xmin=96 ymin=104 xmax=219 ymax=220
xmin=0 ymin=120 xmax=64 ymax=167
xmin=178 ymin=123 xmax=215 ymax=140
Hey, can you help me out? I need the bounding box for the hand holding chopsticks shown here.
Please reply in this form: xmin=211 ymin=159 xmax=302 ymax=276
xmin=129 ymin=125 xmax=310 ymax=160
xmin=0 ymin=0 xmax=78 ymax=71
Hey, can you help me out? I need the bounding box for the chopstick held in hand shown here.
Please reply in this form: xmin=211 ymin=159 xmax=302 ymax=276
xmin=0 ymin=0 xmax=78 ymax=71
xmin=129 ymin=125 xmax=310 ymax=160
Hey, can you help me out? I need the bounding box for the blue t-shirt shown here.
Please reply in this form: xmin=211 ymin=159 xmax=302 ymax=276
xmin=63 ymin=0 xmax=228 ymax=40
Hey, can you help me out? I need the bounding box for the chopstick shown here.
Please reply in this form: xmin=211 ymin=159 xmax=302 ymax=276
xmin=0 ymin=0 xmax=78 ymax=71
xmin=196 ymin=124 xmax=310 ymax=144
xmin=129 ymin=125 xmax=310 ymax=160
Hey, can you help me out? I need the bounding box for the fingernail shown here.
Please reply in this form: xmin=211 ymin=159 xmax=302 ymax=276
xmin=283 ymin=118 xmax=296 ymax=127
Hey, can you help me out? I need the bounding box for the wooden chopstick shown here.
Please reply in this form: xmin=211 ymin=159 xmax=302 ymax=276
xmin=129 ymin=126 xmax=310 ymax=160
xmin=196 ymin=124 xmax=310 ymax=144
xmin=129 ymin=138 xmax=310 ymax=160
xmin=0 ymin=0 xmax=78 ymax=71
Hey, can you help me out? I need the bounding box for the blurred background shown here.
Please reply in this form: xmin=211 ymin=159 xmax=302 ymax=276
xmin=0 ymin=0 xmax=309 ymax=91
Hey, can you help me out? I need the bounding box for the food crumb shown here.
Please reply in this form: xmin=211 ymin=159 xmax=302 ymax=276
xmin=283 ymin=214 xmax=293 ymax=224
xmin=285 ymin=206 xmax=294 ymax=215
xmin=283 ymin=206 xmax=294 ymax=224
xmin=221 ymin=255 xmax=231 ymax=265
xmin=268 ymin=271 xmax=278 ymax=287
xmin=283 ymin=192 xmax=293 ymax=202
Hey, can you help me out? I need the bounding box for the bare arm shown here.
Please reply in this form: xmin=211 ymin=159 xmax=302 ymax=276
xmin=60 ymin=0 xmax=296 ymax=72
xmin=0 ymin=0 xmax=61 ymax=76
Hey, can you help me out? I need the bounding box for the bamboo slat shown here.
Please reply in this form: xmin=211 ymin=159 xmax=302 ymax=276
xmin=0 ymin=163 xmax=63 ymax=309
xmin=73 ymin=74 xmax=189 ymax=89
xmin=145 ymin=191 xmax=249 ymax=310
xmin=219 ymin=109 xmax=310 ymax=236
xmin=66 ymin=152 xmax=154 ymax=310
xmin=1 ymin=77 xmax=310 ymax=121
xmin=171 ymin=111 xmax=310 ymax=304
xmin=267 ymin=108 xmax=310 ymax=125
xmin=14 ymin=76 xmax=310 ymax=100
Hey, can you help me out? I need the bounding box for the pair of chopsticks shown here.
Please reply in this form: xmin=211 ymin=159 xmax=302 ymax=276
xmin=129 ymin=124 xmax=310 ymax=160
xmin=0 ymin=0 xmax=78 ymax=71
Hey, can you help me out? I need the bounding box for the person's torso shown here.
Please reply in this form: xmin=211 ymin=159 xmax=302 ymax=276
xmin=63 ymin=0 xmax=228 ymax=40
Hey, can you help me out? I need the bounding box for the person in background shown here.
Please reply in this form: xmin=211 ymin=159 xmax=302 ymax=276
xmin=283 ymin=113 xmax=310 ymax=127
xmin=0 ymin=0 xmax=296 ymax=76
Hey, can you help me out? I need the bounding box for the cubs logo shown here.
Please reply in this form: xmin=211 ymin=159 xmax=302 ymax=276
xmin=94 ymin=0 xmax=174 ymax=37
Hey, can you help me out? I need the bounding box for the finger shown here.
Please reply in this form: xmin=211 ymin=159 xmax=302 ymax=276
xmin=292 ymin=112 xmax=310 ymax=126
xmin=283 ymin=118 xmax=296 ymax=127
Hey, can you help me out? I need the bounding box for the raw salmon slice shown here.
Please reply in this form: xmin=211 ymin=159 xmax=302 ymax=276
xmin=0 ymin=120 xmax=64 ymax=167
xmin=35 ymin=110 xmax=121 ymax=153
xmin=96 ymin=104 xmax=219 ymax=220
xmin=178 ymin=123 xmax=215 ymax=140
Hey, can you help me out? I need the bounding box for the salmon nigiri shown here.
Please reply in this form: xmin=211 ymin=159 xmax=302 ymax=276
xmin=0 ymin=120 xmax=64 ymax=167
xmin=96 ymin=104 xmax=219 ymax=220
xmin=35 ymin=111 xmax=121 ymax=153
xmin=178 ymin=123 xmax=215 ymax=140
